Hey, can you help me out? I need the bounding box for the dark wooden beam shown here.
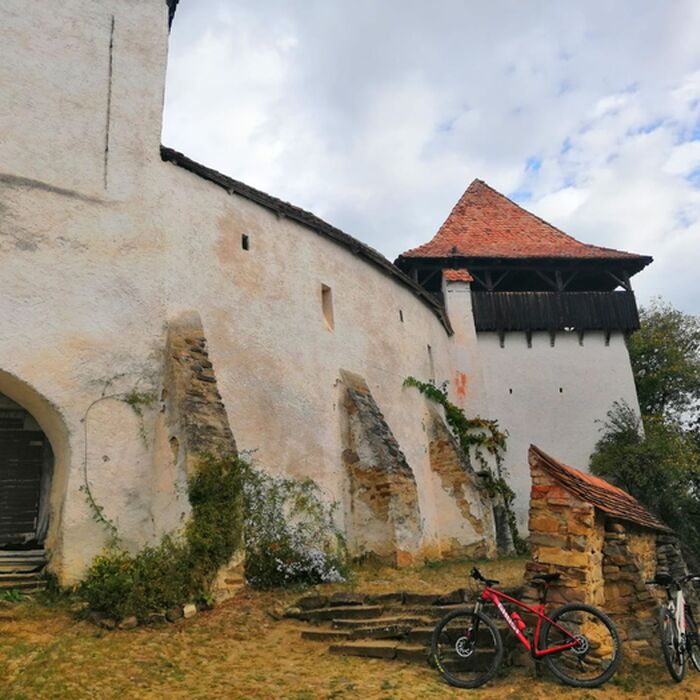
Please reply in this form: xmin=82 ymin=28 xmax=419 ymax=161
xmin=492 ymin=270 xmax=509 ymax=290
xmin=534 ymin=270 xmax=559 ymax=290
xmin=606 ymin=270 xmax=631 ymax=291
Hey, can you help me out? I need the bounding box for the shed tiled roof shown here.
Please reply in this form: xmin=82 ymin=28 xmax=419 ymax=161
xmin=443 ymin=269 xmax=474 ymax=283
xmin=529 ymin=445 xmax=671 ymax=533
xmin=399 ymin=180 xmax=651 ymax=266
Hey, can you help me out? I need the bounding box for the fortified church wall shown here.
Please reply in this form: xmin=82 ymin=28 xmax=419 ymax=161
xmin=0 ymin=0 xmax=493 ymax=583
xmin=0 ymin=0 xmax=647 ymax=584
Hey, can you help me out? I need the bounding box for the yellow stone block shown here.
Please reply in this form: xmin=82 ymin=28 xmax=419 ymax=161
xmin=535 ymin=546 xmax=589 ymax=568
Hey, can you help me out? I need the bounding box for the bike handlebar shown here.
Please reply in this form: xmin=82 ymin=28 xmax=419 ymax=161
xmin=470 ymin=567 xmax=500 ymax=585
xmin=645 ymin=573 xmax=700 ymax=587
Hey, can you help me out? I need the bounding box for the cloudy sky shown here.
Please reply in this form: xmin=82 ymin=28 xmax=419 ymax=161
xmin=163 ymin=1 xmax=700 ymax=314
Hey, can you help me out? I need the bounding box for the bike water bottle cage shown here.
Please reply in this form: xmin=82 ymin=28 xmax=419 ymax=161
xmin=470 ymin=567 xmax=500 ymax=586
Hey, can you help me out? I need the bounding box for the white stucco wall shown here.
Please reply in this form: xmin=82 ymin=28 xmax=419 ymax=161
xmin=477 ymin=330 xmax=642 ymax=530
xmin=0 ymin=0 xmax=645 ymax=581
xmin=0 ymin=0 xmax=463 ymax=581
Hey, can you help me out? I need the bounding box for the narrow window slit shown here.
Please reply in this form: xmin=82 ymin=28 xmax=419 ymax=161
xmin=321 ymin=284 xmax=334 ymax=331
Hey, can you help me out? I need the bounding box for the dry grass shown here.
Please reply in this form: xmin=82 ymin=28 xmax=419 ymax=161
xmin=1 ymin=557 xmax=699 ymax=699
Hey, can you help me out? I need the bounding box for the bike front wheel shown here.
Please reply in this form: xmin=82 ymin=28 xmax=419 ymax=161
xmin=431 ymin=609 xmax=503 ymax=689
xmin=686 ymin=612 xmax=700 ymax=673
xmin=660 ymin=607 xmax=685 ymax=681
xmin=541 ymin=603 xmax=621 ymax=688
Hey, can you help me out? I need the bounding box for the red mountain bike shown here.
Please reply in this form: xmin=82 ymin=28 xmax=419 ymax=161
xmin=431 ymin=568 xmax=622 ymax=689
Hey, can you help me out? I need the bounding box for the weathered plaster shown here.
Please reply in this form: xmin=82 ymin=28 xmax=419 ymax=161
xmin=478 ymin=330 xmax=641 ymax=530
xmin=0 ymin=0 xmax=642 ymax=581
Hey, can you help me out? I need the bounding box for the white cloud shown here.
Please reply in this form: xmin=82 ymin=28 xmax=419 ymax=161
xmin=163 ymin=0 xmax=700 ymax=314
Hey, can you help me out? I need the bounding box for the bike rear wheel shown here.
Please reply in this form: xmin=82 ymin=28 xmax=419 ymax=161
xmin=660 ymin=607 xmax=685 ymax=682
xmin=684 ymin=611 xmax=700 ymax=673
xmin=541 ymin=603 xmax=621 ymax=688
xmin=431 ymin=609 xmax=503 ymax=689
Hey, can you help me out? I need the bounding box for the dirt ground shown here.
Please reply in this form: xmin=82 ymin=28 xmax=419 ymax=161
xmin=1 ymin=557 xmax=699 ymax=700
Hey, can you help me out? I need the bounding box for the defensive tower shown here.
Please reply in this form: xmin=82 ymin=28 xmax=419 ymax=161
xmin=396 ymin=181 xmax=651 ymax=528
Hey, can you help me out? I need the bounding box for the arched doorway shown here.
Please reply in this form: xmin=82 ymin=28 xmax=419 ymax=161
xmin=0 ymin=369 xmax=70 ymax=584
xmin=0 ymin=391 xmax=53 ymax=550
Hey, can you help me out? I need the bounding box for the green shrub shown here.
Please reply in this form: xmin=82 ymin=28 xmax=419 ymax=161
xmin=79 ymin=454 xmax=243 ymax=620
xmin=79 ymin=454 xmax=348 ymax=617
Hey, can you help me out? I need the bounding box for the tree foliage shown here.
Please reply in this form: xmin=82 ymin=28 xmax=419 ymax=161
xmin=628 ymin=298 xmax=700 ymax=427
xmin=591 ymin=299 xmax=700 ymax=558
xmin=590 ymin=402 xmax=700 ymax=546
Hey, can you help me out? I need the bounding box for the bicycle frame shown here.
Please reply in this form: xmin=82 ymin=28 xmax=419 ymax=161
xmin=665 ymin=587 xmax=687 ymax=641
xmin=476 ymin=585 xmax=580 ymax=658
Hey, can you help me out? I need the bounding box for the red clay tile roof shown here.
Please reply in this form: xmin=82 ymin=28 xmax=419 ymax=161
xmin=443 ymin=269 xmax=474 ymax=283
xmin=529 ymin=445 xmax=671 ymax=533
xmin=399 ymin=180 xmax=651 ymax=263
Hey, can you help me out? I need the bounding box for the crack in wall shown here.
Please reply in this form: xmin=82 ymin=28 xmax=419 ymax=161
xmin=103 ymin=15 xmax=115 ymax=190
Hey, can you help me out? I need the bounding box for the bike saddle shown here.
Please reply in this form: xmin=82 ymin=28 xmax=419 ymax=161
xmin=532 ymin=573 xmax=561 ymax=585
xmin=649 ymin=573 xmax=674 ymax=586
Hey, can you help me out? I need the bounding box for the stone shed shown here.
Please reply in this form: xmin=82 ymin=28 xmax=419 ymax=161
xmin=524 ymin=445 xmax=687 ymax=659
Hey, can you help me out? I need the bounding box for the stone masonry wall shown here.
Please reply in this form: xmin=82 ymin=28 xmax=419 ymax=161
xmin=163 ymin=311 xmax=243 ymax=601
xmin=523 ymin=460 xmax=603 ymax=607
xmin=340 ymin=370 xmax=422 ymax=566
xmin=525 ymin=453 xmax=663 ymax=661
xmin=601 ymin=521 xmax=658 ymax=658
xmin=425 ymin=407 xmax=497 ymax=560
xmin=164 ymin=311 xmax=237 ymax=474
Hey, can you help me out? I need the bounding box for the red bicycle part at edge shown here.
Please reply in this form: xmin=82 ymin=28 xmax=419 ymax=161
xmin=479 ymin=586 xmax=580 ymax=658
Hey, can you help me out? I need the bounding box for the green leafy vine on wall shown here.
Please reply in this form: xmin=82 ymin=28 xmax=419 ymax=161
xmin=79 ymin=454 xmax=244 ymax=620
xmin=403 ymin=376 xmax=526 ymax=553
xmin=80 ymin=384 xmax=157 ymax=542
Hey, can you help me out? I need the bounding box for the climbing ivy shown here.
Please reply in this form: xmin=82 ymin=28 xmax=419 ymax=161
xmin=79 ymin=455 xmax=350 ymax=619
xmin=79 ymin=454 xmax=244 ymax=620
xmin=403 ymin=377 xmax=526 ymax=553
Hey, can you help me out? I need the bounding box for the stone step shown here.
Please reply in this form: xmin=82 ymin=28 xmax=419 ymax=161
xmin=288 ymin=605 xmax=384 ymax=622
xmin=404 ymin=626 xmax=434 ymax=645
xmin=366 ymin=592 xmax=404 ymax=605
xmin=385 ymin=603 xmax=469 ymax=618
xmin=332 ymin=615 xmax=431 ymax=629
xmin=349 ymin=623 xmax=412 ymax=640
xmin=0 ymin=573 xmax=46 ymax=592
xmin=328 ymin=593 xmax=366 ymax=607
xmin=403 ymin=590 xmax=466 ymax=606
xmin=0 ymin=554 xmax=46 ymax=574
xmin=0 ymin=549 xmax=45 ymax=560
xmin=396 ymin=644 xmax=430 ymax=665
xmin=329 ymin=640 xmax=399 ymax=660
xmin=301 ymin=629 xmax=352 ymax=642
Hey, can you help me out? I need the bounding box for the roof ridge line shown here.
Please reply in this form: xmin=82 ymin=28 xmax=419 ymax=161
xmin=159 ymin=145 xmax=453 ymax=334
xmin=472 ymin=179 xmax=646 ymax=257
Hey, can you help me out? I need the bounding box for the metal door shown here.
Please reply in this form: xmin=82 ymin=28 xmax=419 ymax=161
xmin=0 ymin=431 xmax=45 ymax=545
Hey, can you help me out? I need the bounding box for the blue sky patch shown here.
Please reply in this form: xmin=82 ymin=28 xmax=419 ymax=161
xmin=525 ymin=156 xmax=542 ymax=172
xmin=687 ymin=167 xmax=700 ymax=188
xmin=509 ymin=188 xmax=533 ymax=203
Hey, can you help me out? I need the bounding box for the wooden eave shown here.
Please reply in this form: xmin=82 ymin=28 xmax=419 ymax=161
xmin=160 ymin=146 xmax=453 ymax=334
